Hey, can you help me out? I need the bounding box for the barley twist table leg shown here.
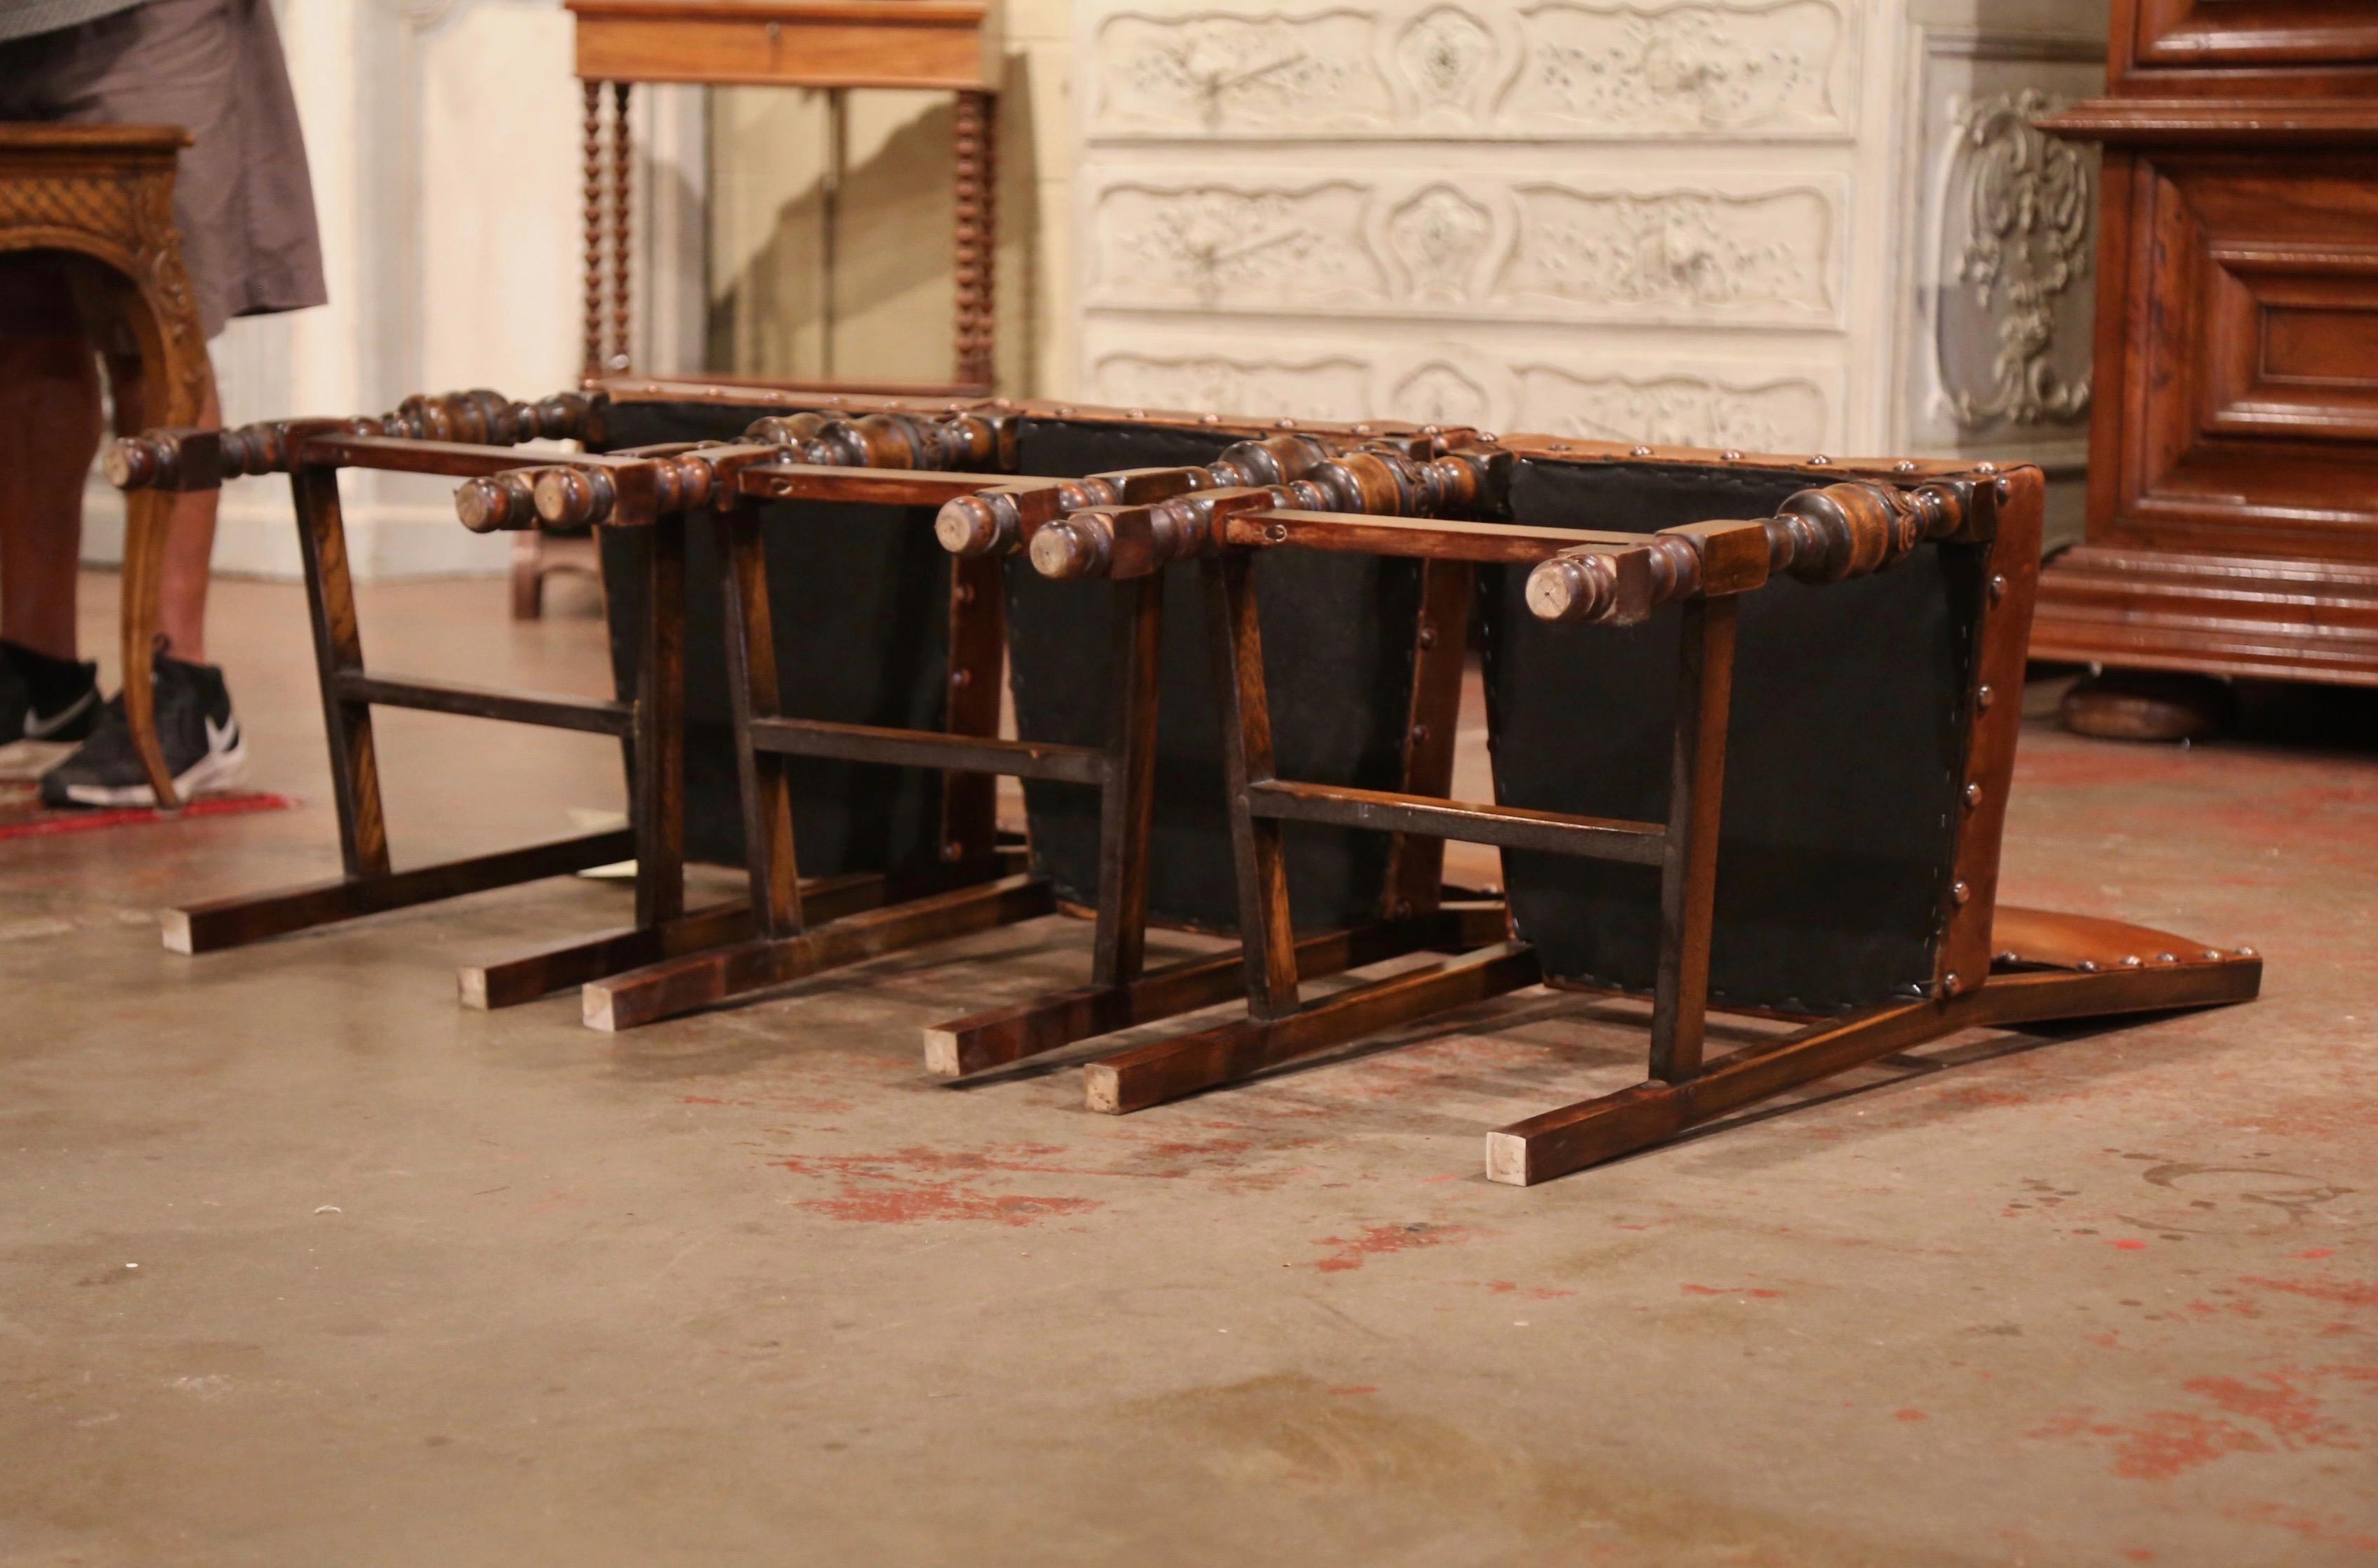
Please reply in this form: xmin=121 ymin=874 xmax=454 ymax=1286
xmin=581 ymin=80 xmax=604 ymax=379
xmin=611 ymin=81 xmax=633 ymax=374
xmin=952 ymin=90 xmax=995 ymax=389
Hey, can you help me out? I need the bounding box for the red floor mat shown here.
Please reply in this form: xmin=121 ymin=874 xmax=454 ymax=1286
xmin=0 ymin=778 xmax=295 ymax=842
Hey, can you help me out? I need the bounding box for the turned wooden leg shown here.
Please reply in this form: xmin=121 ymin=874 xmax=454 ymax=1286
xmin=1380 ymin=558 xmax=1474 ymax=919
xmin=1486 ymin=944 xmax=2263 ymax=1186
xmin=952 ymin=88 xmax=995 ymax=388
xmin=716 ymin=505 xmax=801 ymax=938
xmin=510 ymin=531 xmax=545 ymax=620
xmin=632 ymin=519 xmax=686 ymax=931
xmin=1089 ymin=574 xmax=1163 ymax=987
xmin=1204 ymin=553 xmax=1301 ymax=1019
xmin=116 ymin=488 xmax=178 ymax=806
xmin=1647 ymin=595 xmax=1736 ymax=1083
xmin=581 ymin=79 xmax=606 ymax=379
xmin=940 ymin=552 xmax=1007 ymax=875
xmin=291 ymin=465 xmax=391 ymax=878
xmin=610 ymin=81 xmax=633 ymax=374
xmin=2059 ymin=670 xmax=2233 ymax=743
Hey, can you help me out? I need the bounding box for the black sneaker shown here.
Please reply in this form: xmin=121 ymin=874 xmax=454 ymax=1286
xmin=0 ymin=640 xmax=101 ymax=745
xmin=39 ymin=652 xmax=246 ymax=808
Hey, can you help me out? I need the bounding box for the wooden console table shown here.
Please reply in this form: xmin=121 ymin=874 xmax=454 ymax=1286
xmin=566 ymin=0 xmax=1002 ymax=388
xmin=2035 ymin=1 xmax=2378 ymax=705
xmin=0 ymin=125 xmax=208 ymax=807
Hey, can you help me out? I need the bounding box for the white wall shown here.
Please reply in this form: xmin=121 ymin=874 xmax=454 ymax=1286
xmin=86 ymin=0 xmax=698 ymax=581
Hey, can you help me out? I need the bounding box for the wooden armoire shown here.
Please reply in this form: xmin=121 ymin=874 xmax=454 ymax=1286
xmin=2035 ymin=1 xmax=2378 ymax=693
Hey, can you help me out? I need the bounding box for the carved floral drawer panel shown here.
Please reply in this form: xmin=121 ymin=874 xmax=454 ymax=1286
xmin=1082 ymin=326 xmax=1845 ymax=452
xmin=1082 ymin=0 xmax=1862 ymax=142
xmin=1083 ymin=171 xmax=1851 ymax=331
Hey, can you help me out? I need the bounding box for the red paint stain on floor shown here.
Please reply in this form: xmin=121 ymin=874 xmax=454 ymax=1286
xmin=2222 ymin=1499 xmax=2378 ymax=1552
xmin=2242 ymin=1274 xmax=2378 ymax=1310
xmin=2030 ymin=1408 xmax=2263 ymax=1480
xmin=1929 ymin=1085 xmax=2033 ymax=1110
xmin=1681 ymin=1284 xmax=1786 ymax=1299
xmin=800 ymin=1181 xmax=1101 ymax=1227
xmin=770 ymin=1145 xmax=1108 ymax=1227
xmin=684 ymin=1093 xmax=856 ymax=1114
xmin=2111 ymin=1239 xmax=2150 ymax=1251
xmin=1481 ymin=1280 xmax=1579 ymax=1300
xmin=1312 ymin=1223 xmax=1473 ymax=1273
xmin=1894 ymin=1409 xmax=1928 ymax=1423
xmin=2188 ymin=1368 xmax=2371 ymax=1449
xmin=2031 ymin=1365 xmax=2377 ymax=1480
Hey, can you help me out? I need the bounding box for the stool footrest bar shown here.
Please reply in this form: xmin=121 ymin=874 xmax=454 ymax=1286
xmin=1244 ymin=779 xmax=1666 ymax=863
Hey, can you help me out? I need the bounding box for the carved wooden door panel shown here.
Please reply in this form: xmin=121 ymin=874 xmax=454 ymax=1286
xmin=2031 ymin=1 xmax=2378 ymax=690
xmin=2103 ymin=153 xmax=2378 ymax=562
xmin=2133 ymin=0 xmax=2378 ymax=69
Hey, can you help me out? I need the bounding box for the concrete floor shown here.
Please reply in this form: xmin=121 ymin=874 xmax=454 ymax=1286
xmin=1 ymin=571 xmax=2372 ymax=1567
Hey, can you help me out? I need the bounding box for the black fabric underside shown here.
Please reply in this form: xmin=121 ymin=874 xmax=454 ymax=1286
xmin=597 ymin=402 xmax=1423 ymax=923
xmin=1004 ymin=419 xmax=1420 ymax=933
xmin=1484 ymin=458 xmax=1982 ymax=1014
xmin=598 ymin=399 xmax=948 ymax=877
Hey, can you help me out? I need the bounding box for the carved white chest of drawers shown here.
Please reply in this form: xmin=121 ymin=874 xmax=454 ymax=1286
xmin=1074 ymin=0 xmax=2105 ymax=527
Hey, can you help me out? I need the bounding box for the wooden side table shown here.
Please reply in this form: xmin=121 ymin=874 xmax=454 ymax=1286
xmin=0 ymin=124 xmax=208 ymax=807
xmin=566 ymin=0 xmax=1002 ymax=388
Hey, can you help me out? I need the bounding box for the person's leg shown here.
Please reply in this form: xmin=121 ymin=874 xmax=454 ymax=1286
xmin=154 ymin=373 xmax=221 ymax=663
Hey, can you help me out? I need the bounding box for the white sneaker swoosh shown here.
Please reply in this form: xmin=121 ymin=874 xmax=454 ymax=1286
xmin=204 ymin=712 xmax=239 ymax=754
xmin=23 ymin=688 xmax=96 ymax=740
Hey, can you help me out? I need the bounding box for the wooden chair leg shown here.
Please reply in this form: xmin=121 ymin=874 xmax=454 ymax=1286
xmin=583 ymin=873 xmax=1056 ymax=1032
xmin=1381 ymin=558 xmax=1474 ymax=919
xmin=458 ymin=869 xmax=897 ymax=1009
xmin=1648 ymin=594 xmax=1736 ymax=1083
xmin=1486 ymin=944 xmax=2261 ymax=1186
xmin=1204 ymin=552 xmax=1301 ymax=1018
xmin=631 ymin=519 xmax=687 ymax=931
xmin=510 ymin=531 xmax=545 ymax=620
xmin=940 ymin=551 xmax=1007 ymax=873
xmin=117 ymin=489 xmax=178 ymax=806
xmin=717 ymin=506 xmax=802 ymax=938
xmin=1089 ymin=574 xmax=1162 ymax=988
xmin=927 ymin=905 xmax=1510 ymax=1079
xmin=88 ymin=260 xmax=206 ymax=811
xmin=291 ymin=465 xmax=392 ymax=880
xmin=1083 ymin=940 xmax=1542 ymax=1114
xmin=164 ymin=829 xmax=637 ymax=955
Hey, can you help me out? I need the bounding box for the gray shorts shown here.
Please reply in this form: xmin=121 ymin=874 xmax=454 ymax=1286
xmin=0 ymin=0 xmax=327 ymax=340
